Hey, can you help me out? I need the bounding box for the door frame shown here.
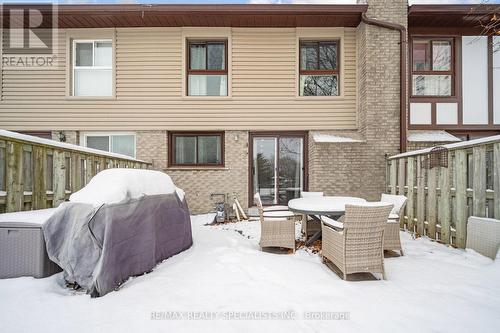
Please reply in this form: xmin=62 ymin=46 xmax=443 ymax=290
xmin=248 ymin=131 xmax=308 ymax=207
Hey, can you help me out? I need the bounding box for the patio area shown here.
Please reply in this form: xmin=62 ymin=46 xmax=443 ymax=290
xmin=1 ymin=213 xmax=499 ymax=333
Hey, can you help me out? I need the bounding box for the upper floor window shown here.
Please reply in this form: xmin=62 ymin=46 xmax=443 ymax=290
xmin=83 ymin=132 xmax=136 ymax=158
xmin=73 ymin=40 xmax=112 ymax=97
xmin=187 ymin=40 xmax=227 ymax=96
xmin=412 ymin=39 xmax=453 ymax=97
xmin=169 ymin=132 xmax=224 ymax=166
xmin=299 ymin=41 xmax=339 ymax=96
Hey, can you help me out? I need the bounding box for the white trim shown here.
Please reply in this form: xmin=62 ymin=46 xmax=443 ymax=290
xmin=72 ymin=39 xmax=113 ymax=97
xmin=181 ymin=27 xmax=232 ymax=99
xmin=80 ymin=131 xmax=137 ymax=158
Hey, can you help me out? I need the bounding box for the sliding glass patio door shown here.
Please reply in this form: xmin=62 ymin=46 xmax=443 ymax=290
xmin=251 ymin=133 xmax=306 ymax=206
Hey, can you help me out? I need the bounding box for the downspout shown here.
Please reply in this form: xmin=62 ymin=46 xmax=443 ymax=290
xmin=361 ymin=13 xmax=407 ymax=152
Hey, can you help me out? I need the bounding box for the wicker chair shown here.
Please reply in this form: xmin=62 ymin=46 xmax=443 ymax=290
xmin=321 ymin=203 xmax=393 ymax=280
xmin=254 ymin=193 xmax=297 ymax=252
xmin=253 ymin=192 xmax=292 ymax=214
xmin=380 ymin=194 xmax=407 ymax=256
xmin=300 ymin=192 xmax=324 ymax=237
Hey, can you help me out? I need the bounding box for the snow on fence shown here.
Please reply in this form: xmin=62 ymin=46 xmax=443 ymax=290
xmin=386 ymin=135 xmax=500 ymax=248
xmin=0 ymin=130 xmax=151 ymax=213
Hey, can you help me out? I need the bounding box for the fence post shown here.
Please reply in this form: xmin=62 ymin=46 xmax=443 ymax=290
xmin=438 ymin=153 xmax=451 ymax=244
xmin=455 ymin=150 xmax=468 ymax=248
xmin=32 ymin=146 xmax=47 ymax=210
xmin=406 ymin=157 xmax=415 ymax=232
xmin=494 ymin=143 xmax=500 ymax=220
xmin=53 ymin=150 xmax=66 ymax=207
xmin=472 ymin=146 xmax=487 ymax=217
xmin=5 ymin=142 xmax=23 ymax=212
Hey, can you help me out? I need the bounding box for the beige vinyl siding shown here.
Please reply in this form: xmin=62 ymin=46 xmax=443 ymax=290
xmin=0 ymin=27 xmax=358 ymax=130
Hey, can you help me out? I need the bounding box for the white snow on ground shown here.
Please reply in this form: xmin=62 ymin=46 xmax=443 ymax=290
xmin=1 ymin=214 xmax=500 ymax=333
xmin=70 ymin=168 xmax=185 ymax=206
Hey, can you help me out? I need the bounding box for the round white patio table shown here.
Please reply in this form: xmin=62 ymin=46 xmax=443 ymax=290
xmin=288 ymin=196 xmax=367 ymax=246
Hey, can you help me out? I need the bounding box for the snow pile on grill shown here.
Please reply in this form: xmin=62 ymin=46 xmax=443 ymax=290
xmin=69 ymin=168 xmax=185 ymax=206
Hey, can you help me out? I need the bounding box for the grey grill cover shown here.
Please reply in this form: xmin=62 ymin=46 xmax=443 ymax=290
xmin=43 ymin=193 xmax=192 ymax=297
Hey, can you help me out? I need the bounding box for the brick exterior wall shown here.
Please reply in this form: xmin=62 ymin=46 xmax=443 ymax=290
xmin=308 ymin=0 xmax=408 ymax=201
xmin=135 ymin=130 xmax=249 ymax=214
xmin=136 ymin=131 xmax=168 ymax=170
xmin=165 ymin=131 xmax=249 ymax=214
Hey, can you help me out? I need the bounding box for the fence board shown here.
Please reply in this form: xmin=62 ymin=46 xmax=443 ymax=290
xmin=406 ymin=157 xmax=415 ymax=231
xmin=438 ymin=154 xmax=451 ymax=244
xmin=5 ymin=142 xmax=23 ymax=212
xmin=398 ymin=159 xmax=405 ymax=196
xmin=472 ymin=146 xmax=487 ymax=217
xmin=32 ymin=146 xmax=46 ymax=210
xmin=85 ymin=157 xmax=94 ymax=185
xmin=390 ymin=160 xmax=397 ymax=195
xmin=455 ymin=150 xmax=468 ymax=248
xmin=71 ymin=153 xmax=81 ymax=193
xmin=427 ymin=166 xmax=437 ymax=239
xmin=495 ymin=143 xmax=500 ymax=219
xmin=53 ymin=150 xmax=66 ymax=207
xmin=416 ymin=155 xmax=425 ymax=236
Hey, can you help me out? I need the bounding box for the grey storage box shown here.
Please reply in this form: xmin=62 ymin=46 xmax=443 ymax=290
xmin=0 ymin=209 xmax=61 ymax=279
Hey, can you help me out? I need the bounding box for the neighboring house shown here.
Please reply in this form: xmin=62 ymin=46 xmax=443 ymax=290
xmin=0 ymin=1 xmax=498 ymax=213
xmin=407 ymin=4 xmax=500 ymax=150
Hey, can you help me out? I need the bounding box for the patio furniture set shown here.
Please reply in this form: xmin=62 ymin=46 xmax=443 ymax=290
xmin=254 ymin=192 xmax=408 ymax=280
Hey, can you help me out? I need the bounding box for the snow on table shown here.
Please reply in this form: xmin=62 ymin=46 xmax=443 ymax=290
xmin=0 ymin=214 xmax=499 ymax=333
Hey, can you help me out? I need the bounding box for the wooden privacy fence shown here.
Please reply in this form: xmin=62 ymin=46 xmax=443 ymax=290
xmin=0 ymin=130 xmax=151 ymax=213
xmin=386 ymin=135 xmax=500 ymax=248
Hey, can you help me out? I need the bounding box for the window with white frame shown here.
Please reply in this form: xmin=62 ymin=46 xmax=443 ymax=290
xmin=83 ymin=133 xmax=136 ymax=158
xmin=73 ymin=40 xmax=112 ymax=96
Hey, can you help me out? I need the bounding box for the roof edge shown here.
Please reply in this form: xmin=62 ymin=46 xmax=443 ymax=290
xmin=409 ymin=4 xmax=500 ymax=15
xmin=36 ymin=4 xmax=369 ymax=15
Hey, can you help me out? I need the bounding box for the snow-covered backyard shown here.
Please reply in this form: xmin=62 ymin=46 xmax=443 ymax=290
xmin=1 ymin=214 xmax=500 ymax=333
